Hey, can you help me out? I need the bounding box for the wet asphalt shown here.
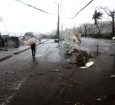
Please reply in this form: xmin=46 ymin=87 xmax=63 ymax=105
xmin=0 ymin=39 xmax=115 ymax=105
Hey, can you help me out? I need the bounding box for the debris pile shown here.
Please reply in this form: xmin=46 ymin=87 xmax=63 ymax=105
xmin=68 ymin=49 xmax=94 ymax=67
xmin=75 ymin=50 xmax=89 ymax=66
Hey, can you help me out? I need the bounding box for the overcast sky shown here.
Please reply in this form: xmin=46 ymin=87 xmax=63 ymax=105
xmin=0 ymin=0 xmax=115 ymax=36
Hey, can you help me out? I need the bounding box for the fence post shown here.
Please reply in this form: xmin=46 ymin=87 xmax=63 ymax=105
xmin=96 ymin=44 xmax=99 ymax=56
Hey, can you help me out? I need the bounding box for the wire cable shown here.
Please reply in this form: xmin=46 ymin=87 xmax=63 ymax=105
xmin=61 ymin=0 xmax=69 ymax=18
xmin=15 ymin=0 xmax=54 ymax=14
xmin=70 ymin=0 xmax=85 ymax=13
xmin=70 ymin=0 xmax=94 ymax=19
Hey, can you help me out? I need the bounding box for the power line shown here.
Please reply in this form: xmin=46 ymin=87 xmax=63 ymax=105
xmin=61 ymin=0 xmax=69 ymax=18
xmin=70 ymin=0 xmax=94 ymax=19
xmin=15 ymin=0 xmax=53 ymax=14
xmin=70 ymin=0 xmax=85 ymax=13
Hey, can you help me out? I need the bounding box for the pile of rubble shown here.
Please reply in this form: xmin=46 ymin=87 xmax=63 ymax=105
xmin=67 ymin=49 xmax=94 ymax=67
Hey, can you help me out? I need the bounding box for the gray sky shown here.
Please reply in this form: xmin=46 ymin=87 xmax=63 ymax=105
xmin=0 ymin=0 xmax=115 ymax=36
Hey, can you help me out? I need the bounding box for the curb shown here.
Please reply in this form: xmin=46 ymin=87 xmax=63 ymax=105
xmin=0 ymin=47 xmax=30 ymax=62
xmin=13 ymin=41 xmax=46 ymax=54
xmin=13 ymin=47 xmax=30 ymax=54
xmin=0 ymin=55 xmax=13 ymax=62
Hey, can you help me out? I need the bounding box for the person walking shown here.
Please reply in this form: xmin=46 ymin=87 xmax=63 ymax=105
xmin=31 ymin=43 xmax=36 ymax=57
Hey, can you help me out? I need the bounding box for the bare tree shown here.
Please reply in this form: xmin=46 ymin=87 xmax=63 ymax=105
xmin=104 ymin=8 xmax=115 ymax=37
xmin=92 ymin=10 xmax=103 ymax=37
xmin=96 ymin=6 xmax=115 ymax=37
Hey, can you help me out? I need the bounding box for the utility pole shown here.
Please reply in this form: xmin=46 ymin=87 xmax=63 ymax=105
xmin=111 ymin=11 xmax=115 ymax=37
xmin=57 ymin=3 xmax=60 ymax=42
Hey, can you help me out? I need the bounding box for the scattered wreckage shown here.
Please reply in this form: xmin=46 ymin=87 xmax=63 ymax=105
xmin=61 ymin=33 xmax=95 ymax=68
xmin=67 ymin=49 xmax=95 ymax=68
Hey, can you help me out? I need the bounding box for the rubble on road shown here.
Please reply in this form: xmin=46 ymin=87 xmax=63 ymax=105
xmin=112 ymin=37 xmax=115 ymax=40
xmin=67 ymin=49 xmax=94 ymax=67
xmin=74 ymin=50 xmax=90 ymax=66
xmin=56 ymin=69 xmax=59 ymax=72
xmin=96 ymin=98 xmax=102 ymax=101
xmin=11 ymin=72 xmax=15 ymax=74
xmin=110 ymin=75 xmax=115 ymax=78
xmin=62 ymin=38 xmax=95 ymax=67
xmin=85 ymin=61 xmax=94 ymax=67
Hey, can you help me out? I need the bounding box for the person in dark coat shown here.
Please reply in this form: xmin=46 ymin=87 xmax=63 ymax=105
xmin=31 ymin=43 xmax=36 ymax=57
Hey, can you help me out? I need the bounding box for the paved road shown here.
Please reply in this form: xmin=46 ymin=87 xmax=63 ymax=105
xmin=0 ymin=39 xmax=115 ymax=105
xmin=0 ymin=40 xmax=68 ymax=105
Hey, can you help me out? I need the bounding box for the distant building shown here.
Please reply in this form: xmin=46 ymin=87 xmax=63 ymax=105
xmin=23 ymin=32 xmax=34 ymax=41
xmin=0 ymin=34 xmax=19 ymax=48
